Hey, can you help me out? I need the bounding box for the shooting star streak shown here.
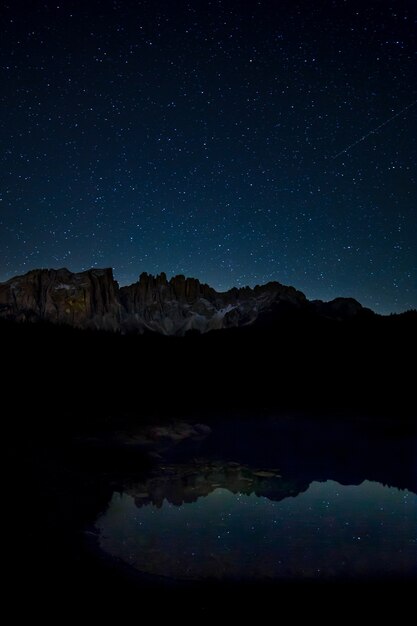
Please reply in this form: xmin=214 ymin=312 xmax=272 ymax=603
xmin=331 ymin=99 xmax=417 ymax=159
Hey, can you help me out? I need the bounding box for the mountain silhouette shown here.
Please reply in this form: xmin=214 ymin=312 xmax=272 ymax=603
xmin=0 ymin=266 xmax=372 ymax=335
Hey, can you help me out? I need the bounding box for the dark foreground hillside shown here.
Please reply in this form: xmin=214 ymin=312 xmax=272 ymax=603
xmin=2 ymin=309 xmax=416 ymax=432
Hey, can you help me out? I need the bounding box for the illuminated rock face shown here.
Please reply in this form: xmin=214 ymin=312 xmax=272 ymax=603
xmin=0 ymin=266 xmax=364 ymax=334
xmin=0 ymin=267 xmax=122 ymax=330
xmin=118 ymin=270 xmax=309 ymax=334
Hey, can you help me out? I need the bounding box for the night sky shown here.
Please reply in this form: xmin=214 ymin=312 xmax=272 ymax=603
xmin=0 ymin=0 xmax=416 ymax=313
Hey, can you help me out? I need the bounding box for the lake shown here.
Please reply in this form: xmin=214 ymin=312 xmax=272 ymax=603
xmin=94 ymin=417 xmax=417 ymax=582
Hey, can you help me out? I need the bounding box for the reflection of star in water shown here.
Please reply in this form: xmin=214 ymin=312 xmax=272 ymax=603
xmin=332 ymin=99 xmax=417 ymax=159
xmin=96 ymin=479 xmax=417 ymax=581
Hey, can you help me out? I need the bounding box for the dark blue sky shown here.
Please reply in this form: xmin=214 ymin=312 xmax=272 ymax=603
xmin=0 ymin=0 xmax=416 ymax=313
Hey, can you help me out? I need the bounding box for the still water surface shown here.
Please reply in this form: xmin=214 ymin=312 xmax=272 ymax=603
xmin=96 ymin=472 xmax=416 ymax=580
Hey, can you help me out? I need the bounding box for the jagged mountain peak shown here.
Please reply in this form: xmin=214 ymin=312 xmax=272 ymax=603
xmin=0 ymin=267 xmax=365 ymax=335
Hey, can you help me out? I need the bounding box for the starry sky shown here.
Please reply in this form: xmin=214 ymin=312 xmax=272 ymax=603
xmin=0 ymin=0 xmax=416 ymax=313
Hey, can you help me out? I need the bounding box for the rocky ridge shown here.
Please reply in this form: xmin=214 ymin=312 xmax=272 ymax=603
xmin=0 ymin=267 xmax=366 ymax=335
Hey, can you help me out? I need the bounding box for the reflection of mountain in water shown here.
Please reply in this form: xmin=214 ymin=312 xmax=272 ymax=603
xmin=126 ymin=461 xmax=309 ymax=509
xmin=123 ymin=416 xmax=417 ymax=508
xmin=196 ymin=417 xmax=417 ymax=495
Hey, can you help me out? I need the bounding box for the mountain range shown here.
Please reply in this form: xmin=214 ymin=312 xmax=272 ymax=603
xmin=0 ymin=267 xmax=369 ymax=335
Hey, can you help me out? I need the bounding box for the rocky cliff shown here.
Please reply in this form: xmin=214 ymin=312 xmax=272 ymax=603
xmin=0 ymin=267 xmax=366 ymax=334
xmin=119 ymin=270 xmax=309 ymax=333
xmin=0 ymin=267 xmax=122 ymax=331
